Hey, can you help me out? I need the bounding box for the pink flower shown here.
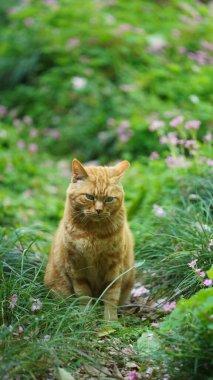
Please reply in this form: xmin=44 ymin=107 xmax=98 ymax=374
xmin=117 ymin=120 xmax=133 ymax=142
xmin=107 ymin=118 xmax=115 ymax=127
xmin=118 ymin=120 xmax=130 ymax=130
xmin=149 ymin=152 xmax=159 ymax=160
xmin=206 ymin=159 xmax=213 ymax=166
xmin=201 ymin=40 xmax=213 ymax=51
xmin=198 ymin=157 xmax=207 ymax=163
xmin=67 ymin=38 xmax=80 ymax=48
xmin=118 ymin=130 xmax=133 ymax=142
xmin=195 ymin=269 xmax=205 ymax=278
xmin=9 ymin=294 xmax=18 ymax=309
xmin=151 ymin=322 xmax=159 ymax=327
xmin=184 ymin=140 xmax=197 ymax=149
xmin=153 ymin=204 xmax=166 ymax=217
xmin=170 ymin=115 xmax=184 ymax=127
xmin=187 ymin=51 xmax=208 ymax=65
xmin=18 ymin=326 xmax=24 ymax=334
xmin=160 ymin=136 xmax=168 ymax=144
xmin=24 ymin=18 xmax=33 ymax=27
xmin=188 ymin=259 xmax=198 ymax=268
xmin=46 ymin=128 xmax=61 ymax=140
xmin=17 ymin=140 xmax=25 ymax=150
xmin=204 ymin=279 xmax=212 ymax=287
xmin=23 ymin=115 xmax=33 ymax=125
xmin=117 ymin=23 xmax=133 ymax=34
xmin=131 ymin=286 xmax=149 ymax=297
xmin=31 ymin=299 xmax=42 ymax=312
xmin=167 ymin=132 xmax=178 ymax=145
xmin=30 ymin=128 xmax=38 ymax=138
xmin=160 ymin=132 xmax=178 ymax=145
xmin=127 ymin=370 xmax=140 ymax=380
xmin=163 ymin=301 xmax=176 ymax=312
xmin=28 ymin=143 xmax=38 ymax=153
xmin=203 ymin=133 xmax=212 ymax=142
xmin=13 ymin=118 xmax=21 ymax=127
xmin=43 ymin=0 xmax=58 ymax=7
xmin=165 ymin=156 xmax=190 ymax=169
xmin=185 ymin=120 xmax=201 ymax=130
xmin=149 ymin=120 xmax=165 ymax=131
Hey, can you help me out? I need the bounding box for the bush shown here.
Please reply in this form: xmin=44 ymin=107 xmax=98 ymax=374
xmin=137 ymin=288 xmax=213 ymax=379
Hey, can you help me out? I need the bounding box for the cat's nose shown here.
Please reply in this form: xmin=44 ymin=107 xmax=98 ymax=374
xmin=95 ymin=201 xmax=103 ymax=214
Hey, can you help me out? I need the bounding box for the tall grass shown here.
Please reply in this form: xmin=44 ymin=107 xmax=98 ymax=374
xmin=135 ymin=172 xmax=213 ymax=299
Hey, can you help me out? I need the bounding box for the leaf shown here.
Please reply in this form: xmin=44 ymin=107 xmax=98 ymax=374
xmin=126 ymin=362 xmax=140 ymax=369
xmin=84 ymin=364 xmax=111 ymax=377
xmin=57 ymin=367 xmax=76 ymax=380
xmin=97 ymin=327 xmax=116 ymax=337
xmin=207 ymin=265 xmax=213 ymax=280
xmin=137 ymin=330 xmax=161 ymax=358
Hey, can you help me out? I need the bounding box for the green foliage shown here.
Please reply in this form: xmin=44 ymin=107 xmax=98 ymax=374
xmin=133 ymin=168 xmax=213 ymax=298
xmin=207 ymin=266 xmax=213 ymax=280
xmin=137 ymin=289 xmax=213 ymax=379
xmin=0 ymin=0 xmax=213 ymax=159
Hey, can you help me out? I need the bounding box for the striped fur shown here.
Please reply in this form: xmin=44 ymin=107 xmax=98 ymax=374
xmin=44 ymin=159 xmax=135 ymax=320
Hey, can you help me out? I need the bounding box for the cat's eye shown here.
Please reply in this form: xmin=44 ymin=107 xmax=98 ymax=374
xmin=85 ymin=194 xmax=95 ymax=201
xmin=105 ymin=196 xmax=114 ymax=203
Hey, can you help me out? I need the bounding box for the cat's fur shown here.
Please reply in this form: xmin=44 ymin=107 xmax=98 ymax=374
xmin=44 ymin=159 xmax=135 ymax=320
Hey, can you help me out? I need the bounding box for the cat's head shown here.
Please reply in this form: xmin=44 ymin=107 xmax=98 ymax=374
xmin=67 ymin=159 xmax=130 ymax=223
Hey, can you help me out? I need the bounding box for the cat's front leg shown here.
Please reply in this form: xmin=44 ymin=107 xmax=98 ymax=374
xmin=103 ymin=278 xmax=122 ymax=321
xmin=72 ymin=277 xmax=92 ymax=305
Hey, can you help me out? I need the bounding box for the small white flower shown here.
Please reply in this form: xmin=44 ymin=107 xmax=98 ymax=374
xmin=195 ymin=222 xmax=211 ymax=232
xmin=131 ymin=286 xmax=149 ymax=297
xmin=188 ymin=194 xmax=199 ymax=201
xmin=31 ymin=299 xmax=42 ymax=312
xmin=71 ymin=76 xmax=87 ymax=90
xmin=153 ymin=204 xmax=166 ymax=217
xmin=43 ymin=334 xmax=51 ymax=341
xmin=189 ymin=95 xmax=200 ymax=104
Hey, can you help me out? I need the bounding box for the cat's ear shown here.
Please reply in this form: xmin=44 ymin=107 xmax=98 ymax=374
xmin=112 ymin=160 xmax=130 ymax=179
xmin=72 ymin=159 xmax=88 ymax=182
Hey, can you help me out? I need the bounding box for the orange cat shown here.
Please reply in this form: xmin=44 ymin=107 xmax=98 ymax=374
xmin=44 ymin=159 xmax=135 ymax=320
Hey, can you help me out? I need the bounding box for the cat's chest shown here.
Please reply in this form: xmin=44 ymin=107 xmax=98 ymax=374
xmin=65 ymin=230 xmax=123 ymax=292
xmin=69 ymin=233 xmax=120 ymax=256
xmin=65 ymin=231 xmax=122 ymax=269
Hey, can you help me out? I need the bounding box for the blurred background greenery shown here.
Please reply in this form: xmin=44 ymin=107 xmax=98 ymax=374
xmin=0 ymin=0 xmax=212 ymax=229
xmin=0 ymin=0 xmax=212 ymax=161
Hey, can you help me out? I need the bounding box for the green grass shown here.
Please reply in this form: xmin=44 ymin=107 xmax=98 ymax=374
xmin=0 ymin=227 xmax=140 ymax=379
xmin=1 ymin=161 xmax=212 ymax=379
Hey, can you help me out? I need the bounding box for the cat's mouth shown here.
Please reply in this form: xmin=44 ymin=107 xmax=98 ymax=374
xmin=84 ymin=210 xmax=110 ymax=222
